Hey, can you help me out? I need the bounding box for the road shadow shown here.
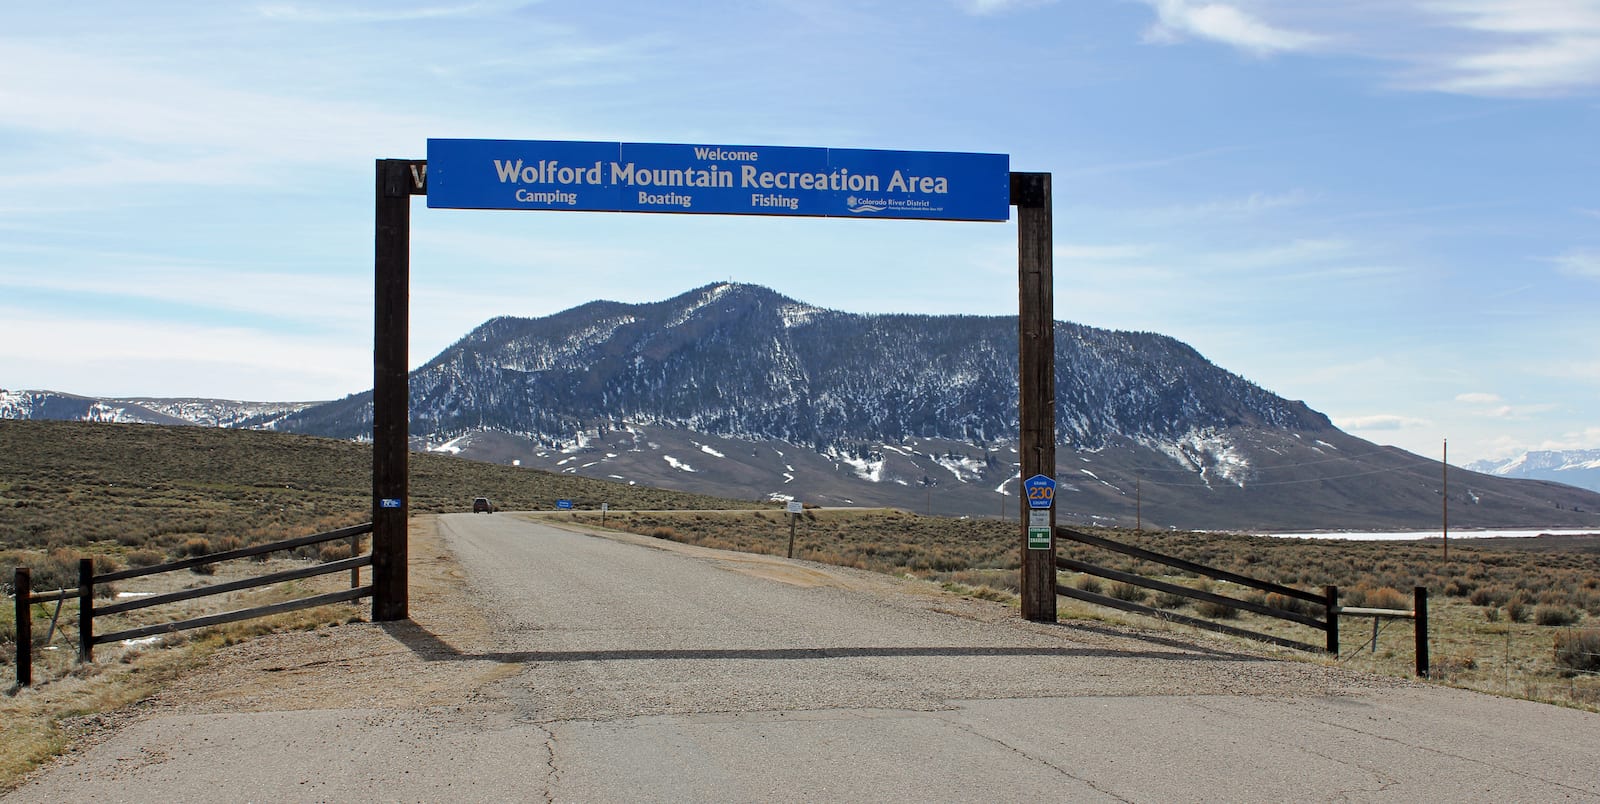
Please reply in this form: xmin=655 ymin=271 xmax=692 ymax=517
xmin=379 ymin=620 xmax=1271 ymax=665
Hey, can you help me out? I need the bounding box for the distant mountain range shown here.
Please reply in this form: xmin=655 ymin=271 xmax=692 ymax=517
xmin=6 ymin=283 xmax=1599 ymax=531
xmin=1469 ymin=450 xmax=1600 ymax=494
xmin=0 ymin=390 xmax=313 ymax=430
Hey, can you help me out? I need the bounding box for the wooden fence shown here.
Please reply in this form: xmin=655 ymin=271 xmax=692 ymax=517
xmin=13 ymin=523 xmax=372 ymax=687
xmin=1055 ymin=526 xmax=1429 ymax=676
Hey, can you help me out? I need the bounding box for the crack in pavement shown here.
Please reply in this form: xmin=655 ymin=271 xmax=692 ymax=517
xmin=930 ymin=709 xmax=1135 ymax=802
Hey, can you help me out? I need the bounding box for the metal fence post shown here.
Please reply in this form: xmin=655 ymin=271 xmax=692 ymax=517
xmin=1324 ymin=585 xmax=1339 ymax=655
xmin=14 ymin=567 xmax=30 ymax=687
xmin=78 ymin=558 xmax=94 ymax=663
xmin=1414 ymin=586 xmax=1429 ymax=678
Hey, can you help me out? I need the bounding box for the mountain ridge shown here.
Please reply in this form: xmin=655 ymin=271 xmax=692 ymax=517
xmin=7 ymin=283 xmax=1599 ymax=531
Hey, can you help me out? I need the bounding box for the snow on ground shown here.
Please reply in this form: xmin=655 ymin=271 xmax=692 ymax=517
xmin=836 ymin=453 xmax=884 ymax=483
xmin=664 ymin=283 xmax=732 ymax=328
xmin=699 ymin=444 xmax=726 ymax=458
xmin=427 ymin=435 xmax=468 ymax=455
xmin=663 ymin=455 xmax=696 ymax=472
xmin=932 ymin=453 xmax=985 ymax=483
xmin=1143 ymin=429 xmax=1251 ymax=488
xmin=779 ymin=303 xmax=820 ymax=328
xmin=1263 ymin=528 xmax=1599 ymax=541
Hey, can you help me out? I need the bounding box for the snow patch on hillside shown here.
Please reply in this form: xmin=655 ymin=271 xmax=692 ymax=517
xmin=779 ymin=304 xmax=821 ymax=328
xmin=835 ymin=453 xmax=884 ymax=483
xmin=664 ymin=284 xmax=733 ymax=328
xmin=428 ymin=434 xmax=468 ymax=455
xmin=1143 ymin=429 xmax=1252 ymax=488
xmin=663 ymin=455 xmax=696 ymax=472
xmin=933 ymin=453 xmax=985 ymax=483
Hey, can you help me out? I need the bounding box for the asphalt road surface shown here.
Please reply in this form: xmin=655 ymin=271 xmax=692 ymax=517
xmin=10 ymin=513 xmax=1600 ymax=802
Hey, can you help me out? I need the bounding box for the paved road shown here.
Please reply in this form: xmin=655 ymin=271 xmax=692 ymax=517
xmin=10 ymin=514 xmax=1600 ymax=802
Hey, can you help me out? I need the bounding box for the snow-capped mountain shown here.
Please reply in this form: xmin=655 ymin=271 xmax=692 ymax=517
xmin=264 ymin=283 xmax=1600 ymax=530
xmin=9 ymin=284 xmax=1598 ymax=530
xmin=1468 ymin=450 xmax=1600 ymax=494
xmin=0 ymin=389 xmax=190 ymax=426
xmin=0 ymin=389 xmax=317 ymax=430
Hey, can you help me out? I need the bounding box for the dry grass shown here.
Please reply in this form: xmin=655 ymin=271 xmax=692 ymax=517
xmin=0 ymin=419 xmax=759 ymax=560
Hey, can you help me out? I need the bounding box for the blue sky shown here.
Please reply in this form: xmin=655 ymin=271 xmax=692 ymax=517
xmin=1 ymin=1 xmax=1596 ymax=466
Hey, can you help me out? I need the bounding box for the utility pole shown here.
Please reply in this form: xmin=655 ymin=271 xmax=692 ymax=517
xmin=1136 ymin=477 xmax=1142 ymax=532
xmin=1442 ymin=438 xmax=1449 ymax=563
xmin=1014 ymin=171 xmax=1057 ymax=622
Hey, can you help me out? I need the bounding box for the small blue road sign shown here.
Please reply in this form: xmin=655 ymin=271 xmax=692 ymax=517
xmin=379 ymin=498 xmax=403 ymax=509
xmin=1023 ymin=474 xmax=1056 ymax=510
xmin=556 ymin=499 xmax=574 ymax=510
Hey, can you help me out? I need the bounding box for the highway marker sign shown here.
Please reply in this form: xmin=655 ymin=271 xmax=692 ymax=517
xmin=1024 ymin=474 xmax=1056 ymax=509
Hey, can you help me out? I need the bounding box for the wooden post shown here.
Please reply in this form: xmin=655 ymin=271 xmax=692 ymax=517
xmin=1324 ymin=585 xmax=1339 ymax=655
xmin=78 ymin=558 xmax=94 ymax=663
xmin=14 ymin=567 xmax=30 ymax=687
xmin=1414 ymin=586 xmax=1430 ymax=678
xmin=350 ymin=530 xmax=361 ymax=589
xmin=1014 ymin=172 xmax=1056 ymax=622
xmin=787 ymin=513 xmax=797 ymax=559
xmin=372 ymin=158 xmax=424 ymax=622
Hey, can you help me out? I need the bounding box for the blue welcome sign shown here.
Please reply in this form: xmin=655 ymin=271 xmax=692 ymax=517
xmin=426 ymin=139 xmax=1011 ymax=222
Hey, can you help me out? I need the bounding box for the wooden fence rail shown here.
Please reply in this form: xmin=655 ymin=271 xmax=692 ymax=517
xmin=1054 ymin=526 xmax=1430 ymax=677
xmin=1054 ymin=526 xmax=1337 ymax=654
xmin=12 ymin=522 xmax=372 ymax=687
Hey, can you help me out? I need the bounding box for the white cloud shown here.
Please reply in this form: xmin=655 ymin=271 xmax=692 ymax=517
xmin=1155 ymin=189 xmax=1316 ymax=221
xmin=1338 ymin=413 xmax=1431 ymax=431
xmin=1532 ymin=360 xmax=1600 ymax=383
xmin=952 ymin=0 xmax=1054 ymax=14
xmin=1411 ymin=0 xmax=1600 ymax=95
xmin=1140 ymin=0 xmax=1324 ymax=56
xmin=255 ymin=2 xmax=531 ymax=24
xmin=1454 ymin=392 xmax=1559 ymax=419
xmin=1455 ymin=391 xmax=1502 ymax=404
xmin=1551 ymin=248 xmax=1600 ymax=279
xmin=1053 ymin=243 xmax=1151 ymax=260
xmin=0 ymin=40 xmax=436 ymax=179
xmin=0 ymin=264 xmax=369 ymax=329
xmin=1129 ymin=1 xmax=1600 ymax=95
xmin=0 ymin=306 xmax=368 ymax=399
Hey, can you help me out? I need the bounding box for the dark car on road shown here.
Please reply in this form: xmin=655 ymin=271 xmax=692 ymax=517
xmin=472 ymin=497 xmax=494 ymax=513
